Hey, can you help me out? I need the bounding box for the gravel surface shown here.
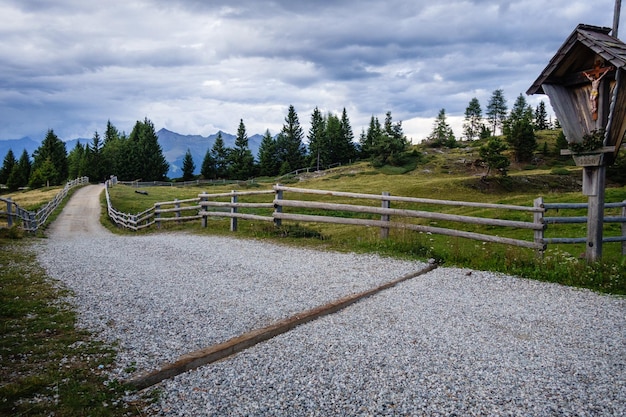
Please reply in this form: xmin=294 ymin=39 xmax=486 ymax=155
xmin=34 ymin=185 xmax=626 ymax=416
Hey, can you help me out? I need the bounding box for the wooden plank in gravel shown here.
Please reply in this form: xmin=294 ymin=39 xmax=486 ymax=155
xmin=128 ymin=262 xmax=438 ymax=390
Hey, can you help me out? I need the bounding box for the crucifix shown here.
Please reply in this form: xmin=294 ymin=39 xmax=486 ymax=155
xmin=582 ymin=62 xmax=614 ymax=120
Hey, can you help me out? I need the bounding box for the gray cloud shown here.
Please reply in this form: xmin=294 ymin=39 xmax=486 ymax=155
xmin=0 ymin=0 xmax=618 ymax=141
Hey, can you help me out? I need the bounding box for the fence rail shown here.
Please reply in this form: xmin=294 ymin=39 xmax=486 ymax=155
xmin=0 ymin=177 xmax=90 ymax=232
xmin=103 ymin=182 xmax=626 ymax=254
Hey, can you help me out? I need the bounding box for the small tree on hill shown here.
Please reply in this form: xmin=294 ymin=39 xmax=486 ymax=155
xmin=463 ymin=98 xmax=483 ymax=141
xmin=427 ymin=109 xmax=456 ymax=148
xmin=486 ymin=89 xmax=508 ymax=136
xmin=479 ymin=137 xmax=510 ymax=177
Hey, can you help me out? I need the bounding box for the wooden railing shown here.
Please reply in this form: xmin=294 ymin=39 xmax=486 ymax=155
xmin=104 ymin=182 xmax=626 ymax=253
xmin=0 ymin=177 xmax=90 ymax=232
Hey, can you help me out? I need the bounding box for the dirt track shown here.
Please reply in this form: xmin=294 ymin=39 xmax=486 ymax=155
xmin=47 ymin=184 xmax=109 ymax=238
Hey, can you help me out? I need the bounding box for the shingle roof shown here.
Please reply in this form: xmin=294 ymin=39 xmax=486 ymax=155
xmin=527 ymin=24 xmax=626 ymax=95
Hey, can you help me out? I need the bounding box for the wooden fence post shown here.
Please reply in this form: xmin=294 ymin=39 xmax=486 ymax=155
xmin=201 ymin=193 xmax=208 ymax=228
xmin=175 ymin=199 xmax=181 ymax=224
xmin=381 ymin=192 xmax=390 ymax=239
xmin=274 ymin=186 xmax=283 ymax=228
xmin=29 ymin=212 xmax=36 ymax=232
xmin=230 ymin=191 xmax=238 ymax=232
xmin=622 ymin=200 xmax=626 ymax=255
xmin=6 ymin=199 xmax=13 ymax=228
xmin=155 ymin=204 xmax=161 ymax=229
xmin=534 ymin=197 xmax=545 ymax=257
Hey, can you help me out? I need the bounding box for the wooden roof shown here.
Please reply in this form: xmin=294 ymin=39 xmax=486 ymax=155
xmin=527 ymin=24 xmax=626 ymax=95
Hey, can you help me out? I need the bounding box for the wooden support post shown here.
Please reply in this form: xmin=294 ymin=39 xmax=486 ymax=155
xmin=155 ymin=204 xmax=161 ymax=229
xmin=175 ymin=199 xmax=181 ymax=224
xmin=533 ymin=197 xmax=545 ymax=257
xmin=622 ymin=200 xmax=626 ymax=255
xmin=6 ymin=199 xmax=13 ymax=228
xmin=201 ymin=193 xmax=208 ymax=228
xmin=274 ymin=186 xmax=283 ymax=228
xmin=230 ymin=191 xmax=238 ymax=232
xmin=584 ymin=165 xmax=606 ymax=262
xmin=380 ymin=192 xmax=390 ymax=239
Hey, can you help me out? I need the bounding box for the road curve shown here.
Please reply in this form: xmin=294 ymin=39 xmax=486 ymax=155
xmin=46 ymin=184 xmax=109 ymax=238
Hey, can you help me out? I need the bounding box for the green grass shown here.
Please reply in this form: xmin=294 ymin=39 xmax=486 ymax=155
xmin=0 ymin=240 xmax=152 ymax=416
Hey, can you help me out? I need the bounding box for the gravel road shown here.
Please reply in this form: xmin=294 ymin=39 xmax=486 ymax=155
xmin=34 ymin=184 xmax=625 ymax=416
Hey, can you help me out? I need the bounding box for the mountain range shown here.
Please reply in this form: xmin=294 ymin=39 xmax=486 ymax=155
xmin=0 ymin=128 xmax=264 ymax=179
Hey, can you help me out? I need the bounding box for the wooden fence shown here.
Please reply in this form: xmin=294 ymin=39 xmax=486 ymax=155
xmin=104 ymin=182 xmax=626 ymax=253
xmin=0 ymin=177 xmax=90 ymax=232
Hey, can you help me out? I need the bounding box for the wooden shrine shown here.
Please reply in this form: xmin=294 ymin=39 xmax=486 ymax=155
xmin=527 ymin=24 xmax=626 ymax=262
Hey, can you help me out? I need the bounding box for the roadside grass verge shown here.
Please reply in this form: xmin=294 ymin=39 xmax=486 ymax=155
xmin=0 ymin=239 xmax=149 ymax=416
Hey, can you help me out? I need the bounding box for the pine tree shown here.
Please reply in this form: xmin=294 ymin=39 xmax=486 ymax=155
xmin=201 ymin=147 xmax=216 ymax=179
xmin=67 ymin=141 xmax=85 ymax=179
xmin=338 ymin=108 xmax=357 ymax=163
xmin=276 ymin=105 xmax=307 ymax=174
xmin=0 ymin=149 xmax=16 ymax=185
xmin=308 ymin=107 xmax=328 ymax=170
xmin=359 ymin=116 xmax=381 ymax=159
xmin=463 ymin=97 xmax=483 ymax=141
xmin=7 ymin=150 xmax=31 ymax=191
xmin=486 ymin=89 xmax=508 ymax=136
xmin=32 ymin=129 xmax=68 ymax=186
xmin=427 ymin=109 xmax=456 ymax=148
xmin=229 ymin=119 xmax=255 ymax=180
xmin=555 ymin=130 xmax=569 ymax=158
xmin=257 ymin=130 xmax=280 ymax=177
xmin=86 ymin=131 xmax=103 ymax=181
xmin=479 ymin=137 xmax=510 ymax=176
xmin=127 ymin=118 xmax=169 ymax=181
xmin=535 ymin=101 xmax=549 ymax=130
xmin=181 ymin=148 xmax=196 ymax=181
xmin=211 ymin=132 xmax=230 ymax=179
xmin=507 ymin=117 xmax=537 ymax=162
xmin=101 ymin=121 xmax=123 ymax=179
xmin=325 ymin=112 xmax=343 ymax=167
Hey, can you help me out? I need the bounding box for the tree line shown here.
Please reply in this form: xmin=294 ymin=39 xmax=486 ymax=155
xmin=423 ymin=89 xmax=558 ymax=176
xmin=1 ymin=105 xmax=410 ymax=190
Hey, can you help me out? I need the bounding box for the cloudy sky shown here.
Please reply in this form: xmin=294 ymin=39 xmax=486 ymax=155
xmin=0 ymin=0 xmax=620 ymax=143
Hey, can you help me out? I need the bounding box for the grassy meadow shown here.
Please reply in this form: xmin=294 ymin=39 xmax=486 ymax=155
xmin=103 ymin=133 xmax=626 ymax=295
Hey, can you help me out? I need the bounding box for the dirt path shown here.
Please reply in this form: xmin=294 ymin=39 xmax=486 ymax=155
xmin=47 ymin=184 xmax=109 ymax=238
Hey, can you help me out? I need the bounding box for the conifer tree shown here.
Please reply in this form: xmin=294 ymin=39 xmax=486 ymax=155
xmin=338 ymin=108 xmax=357 ymax=163
xmin=229 ymin=119 xmax=255 ymax=180
xmin=201 ymin=147 xmax=216 ymax=179
xmin=359 ymin=116 xmax=382 ymax=159
xmin=32 ymin=129 xmax=68 ymax=186
xmin=67 ymin=141 xmax=86 ymax=179
xmin=534 ymin=101 xmax=549 ymax=130
xmin=0 ymin=149 xmax=16 ymax=185
xmin=126 ymin=118 xmax=169 ymax=181
xmin=308 ymin=107 xmax=327 ymax=170
xmin=479 ymin=137 xmax=510 ymax=176
xmin=463 ymin=97 xmax=483 ymax=141
xmin=427 ymin=109 xmax=456 ymax=148
xmin=486 ymin=89 xmax=508 ymax=136
xmin=211 ymin=132 xmax=230 ymax=179
xmin=257 ymin=130 xmax=280 ymax=177
xmin=276 ymin=105 xmax=307 ymax=174
xmin=181 ymin=148 xmax=196 ymax=181
xmin=505 ymin=94 xmax=537 ymax=162
xmin=7 ymin=149 xmax=31 ymax=191
xmin=86 ymin=131 xmax=103 ymax=181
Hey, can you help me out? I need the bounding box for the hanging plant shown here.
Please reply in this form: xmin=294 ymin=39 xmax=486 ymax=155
xmin=568 ymin=129 xmax=605 ymax=154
